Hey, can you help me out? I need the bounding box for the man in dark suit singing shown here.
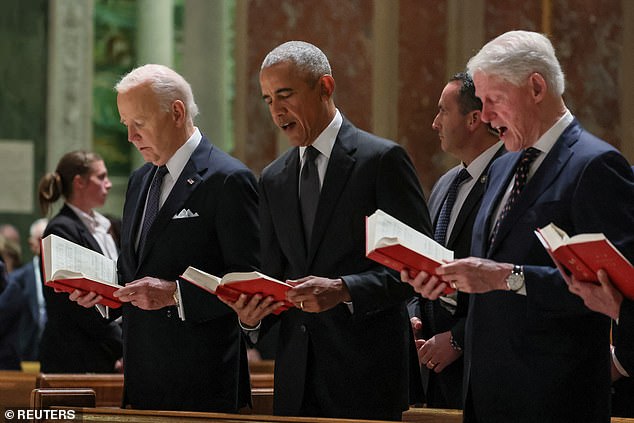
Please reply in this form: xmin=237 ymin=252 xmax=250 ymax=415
xmin=220 ymin=41 xmax=430 ymax=421
xmin=408 ymin=72 xmax=503 ymax=409
xmin=72 ymin=64 xmax=259 ymax=412
xmin=402 ymin=30 xmax=634 ymax=422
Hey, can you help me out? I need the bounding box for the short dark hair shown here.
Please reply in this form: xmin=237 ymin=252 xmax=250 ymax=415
xmin=449 ymin=72 xmax=482 ymax=115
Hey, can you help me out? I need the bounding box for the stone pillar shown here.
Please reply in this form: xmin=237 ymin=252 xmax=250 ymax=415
xmin=46 ymin=0 xmax=94 ymax=171
xmin=183 ymin=0 xmax=233 ymax=152
xmin=137 ymin=0 xmax=174 ymax=67
xmin=133 ymin=0 xmax=174 ymax=169
xmin=446 ymin=0 xmax=485 ymax=77
xmin=372 ymin=0 xmax=399 ymax=141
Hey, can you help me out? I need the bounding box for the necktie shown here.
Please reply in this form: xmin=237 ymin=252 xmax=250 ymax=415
xmin=489 ymin=147 xmax=540 ymax=246
xmin=300 ymin=146 xmax=320 ymax=246
xmin=138 ymin=165 xmax=168 ymax=255
xmin=434 ymin=168 xmax=471 ymax=245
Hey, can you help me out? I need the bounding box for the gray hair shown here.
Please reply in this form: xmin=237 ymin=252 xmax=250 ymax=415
xmin=115 ymin=64 xmax=199 ymax=121
xmin=466 ymin=30 xmax=565 ymax=96
xmin=261 ymin=41 xmax=332 ymax=84
xmin=29 ymin=218 xmax=48 ymax=239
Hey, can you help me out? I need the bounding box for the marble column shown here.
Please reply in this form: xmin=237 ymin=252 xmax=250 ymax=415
xmin=46 ymin=0 xmax=94 ymax=171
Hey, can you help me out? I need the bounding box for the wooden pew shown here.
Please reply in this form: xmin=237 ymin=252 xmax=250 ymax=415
xmin=30 ymin=388 xmax=96 ymax=409
xmin=34 ymin=405 xmax=634 ymax=423
xmin=402 ymin=407 xmax=462 ymax=422
xmin=34 ymin=372 xmax=274 ymax=415
xmin=0 ymin=370 xmax=38 ymax=408
xmin=249 ymin=360 xmax=275 ymax=374
xmin=42 ymin=407 xmax=403 ymax=423
xmin=36 ymin=373 xmax=123 ymax=407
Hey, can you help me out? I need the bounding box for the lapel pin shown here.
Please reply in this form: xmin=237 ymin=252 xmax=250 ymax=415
xmin=480 ymin=175 xmax=487 ymax=184
xmin=187 ymin=178 xmax=195 ymax=185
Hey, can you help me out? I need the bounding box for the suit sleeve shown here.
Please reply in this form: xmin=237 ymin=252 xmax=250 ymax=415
xmin=42 ymin=221 xmax=123 ymax=344
xmin=523 ymin=150 xmax=634 ymax=317
xmin=342 ymin=145 xmax=433 ymax=317
xmin=177 ymin=168 xmax=260 ymax=322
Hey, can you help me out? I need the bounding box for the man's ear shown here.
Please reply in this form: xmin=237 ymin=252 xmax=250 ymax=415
xmin=467 ymin=110 xmax=481 ymax=130
xmin=529 ymin=72 xmax=548 ymax=103
xmin=171 ymin=100 xmax=187 ymax=127
xmin=319 ymin=75 xmax=335 ymax=100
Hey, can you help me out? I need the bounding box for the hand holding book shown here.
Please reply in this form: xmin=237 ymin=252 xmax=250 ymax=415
xmin=180 ymin=266 xmax=294 ymax=315
xmin=366 ymin=209 xmax=455 ymax=295
xmin=535 ymin=223 xmax=634 ymax=300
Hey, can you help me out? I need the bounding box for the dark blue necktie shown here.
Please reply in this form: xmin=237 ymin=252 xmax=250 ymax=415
xmin=489 ymin=147 xmax=540 ymax=246
xmin=300 ymin=146 xmax=320 ymax=247
xmin=138 ymin=165 xmax=168 ymax=255
xmin=434 ymin=168 xmax=471 ymax=245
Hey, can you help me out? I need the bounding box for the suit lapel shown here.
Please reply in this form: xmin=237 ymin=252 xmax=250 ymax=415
xmin=489 ymin=123 xmax=579 ymax=255
xmin=431 ymin=168 xmax=460 ymax=228
xmin=136 ymin=138 xmax=211 ymax=269
xmin=60 ymin=205 xmax=103 ymax=254
xmin=307 ymin=121 xmax=356 ymax=265
xmin=126 ymin=165 xmax=153 ymax=256
xmin=447 ymin=146 xmax=505 ymax=247
xmin=447 ymin=173 xmax=484 ymax=248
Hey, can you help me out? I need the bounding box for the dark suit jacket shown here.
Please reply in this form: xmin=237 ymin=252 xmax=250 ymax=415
xmin=40 ymin=205 xmax=123 ymax=373
xmin=408 ymin=145 xmax=504 ymax=408
xmin=11 ymin=259 xmax=44 ymax=360
xmin=612 ymin=299 xmax=634 ymax=417
xmin=259 ymin=118 xmax=431 ymax=420
xmin=465 ymin=120 xmax=634 ymax=423
xmin=0 ymin=261 xmax=24 ymax=370
xmin=117 ymin=136 xmax=259 ymax=412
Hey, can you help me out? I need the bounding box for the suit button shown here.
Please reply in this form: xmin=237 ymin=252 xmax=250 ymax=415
xmin=300 ymin=324 xmax=307 ymax=333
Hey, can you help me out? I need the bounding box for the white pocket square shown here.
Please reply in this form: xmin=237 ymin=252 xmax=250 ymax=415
xmin=173 ymin=209 xmax=199 ymax=219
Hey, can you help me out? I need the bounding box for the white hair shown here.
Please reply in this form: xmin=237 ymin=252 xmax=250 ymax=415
xmin=467 ymin=30 xmax=565 ymax=96
xmin=261 ymin=41 xmax=332 ymax=83
xmin=115 ymin=64 xmax=199 ymax=121
xmin=29 ymin=218 xmax=48 ymax=239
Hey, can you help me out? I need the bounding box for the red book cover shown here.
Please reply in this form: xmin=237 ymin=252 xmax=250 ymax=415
xmin=41 ymin=234 xmax=122 ymax=308
xmin=44 ymin=278 xmax=122 ymax=309
xmin=536 ymin=223 xmax=634 ymax=300
xmin=366 ymin=210 xmax=455 ymax=295
xmin=180 ymin=267 xmax=295 ymax=314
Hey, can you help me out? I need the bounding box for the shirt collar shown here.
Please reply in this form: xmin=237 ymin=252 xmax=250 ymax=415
xmin=66 ymin=202 xmax=111 ymax=233
xmin=299 ymin=109 xmax=342 ymax=162
xmin=531 ymin=109 xmax=574 ymax=155
xmin=464 ymin=140 xmax=504 ymax=181
xmin=164 ymin=127 xmax=202 ymax=179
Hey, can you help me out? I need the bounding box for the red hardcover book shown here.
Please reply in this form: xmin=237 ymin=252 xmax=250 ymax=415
xmin=41 ymin=234 xmax=122 ymax=308
xmin=535 ymin=223 xmax=634 ymax=300
xmin=366 ymin=209 xmax=455 ymax=295
xmin=180 ymin=266 xmax=295 ymax=314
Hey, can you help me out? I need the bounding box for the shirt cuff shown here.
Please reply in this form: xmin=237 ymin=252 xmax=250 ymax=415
xmin=175 ymin=280 xmax=185 ymax=321
xmin=239 ymin=319 xmax=261 ymax=344
xmin=95 ymin=304 xmax=109 ymax=319
xmin=612 ymin=344 xmax=630 ymax=377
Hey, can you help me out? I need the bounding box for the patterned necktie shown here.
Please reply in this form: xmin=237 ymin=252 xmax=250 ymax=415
xmin=299 ymin=146 xmax=320 ymax=247
xmin=489 ymin=147 xmax=540 ymax=246
xmin=138 ymin=165 xmax=168 ymax=255
xmin=434 ymin=168 xmax=471 ymax=245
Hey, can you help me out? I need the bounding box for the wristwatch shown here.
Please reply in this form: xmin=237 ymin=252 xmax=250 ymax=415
xmin=506 ymin=265 xmax=525 ymax=291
